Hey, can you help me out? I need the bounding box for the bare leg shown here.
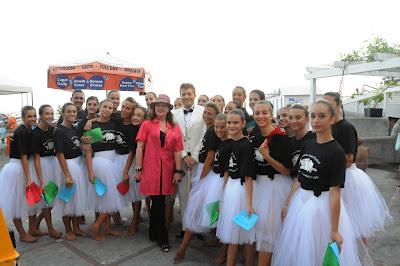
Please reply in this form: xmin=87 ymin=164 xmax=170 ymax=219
xmin=244 ymin=244 xmax=255 ymax=266
xmin=13 ymin=218 xmax=37 ymax=243
xmin=92 ymin=213 xmax=107 ymax=241
xmin=28 ymin=215 xmax=47 ymax=236
xmin=62 ymin=216 xmax=76 ymax=241
xmin=173 ymin=230 xmax=193 ymax=263
xmin=112 ymin=212 xmax=124 ymax=226
xmin=42 ymin=208 xmax=62 ymax=239
xmin=214 ymin=244 xmax=228 ymax=264
xmin=104 ymin=215 xmax=120 ymax=236
xmin=35 ymin=212 xmax=44 ymax=229
xmin=72 ymin=217 xmax=89 ymax=237
xmin=127 ymin=201 xmax=141 ymax=236
xmin=227 ymin=244 xmax=239 ymax=266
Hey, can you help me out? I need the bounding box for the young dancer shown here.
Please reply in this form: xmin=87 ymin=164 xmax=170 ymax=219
xmin=0 ymin=106 xmax=39 ymax=242
xmin=273 ymin=100 xmax=371 ymax=266
xmin=85 ymin=99 xmax=125 ymax=241
xmin=323 ymin=92 xmax=392 ymax=240
xmin=210 ymin=95 xmax=226 ymax=112
xmin=55 ymin=103 xmax=89 ymax=241
xmin=277 ymin=106 xmax=294 ymax=137
xmin=216 ymin=109 xmax=256 ymax=266
xmin=250 ymin=101 xmax=292 ymax=266
xmin=173 ymin=103 xmax=220 ymax=263
xmin=31 ymin=105 xmax=63 ymax=239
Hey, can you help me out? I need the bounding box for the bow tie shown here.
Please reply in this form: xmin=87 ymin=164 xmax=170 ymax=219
xmin=184 ymin=108 xmax=193 ymax=114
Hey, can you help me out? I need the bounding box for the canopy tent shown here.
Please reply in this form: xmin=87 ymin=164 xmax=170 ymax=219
xmin=305 ymin=56 xmax=400 ymax=103
xmin=0 ymin=75 xmax=33 ymax=105
xmin=47 ymin=53 xmax=151 ymax=93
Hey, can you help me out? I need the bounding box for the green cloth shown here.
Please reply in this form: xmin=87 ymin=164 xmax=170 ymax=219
xmin=43 ymin=181 xmax=58 ymax=205
xmin=83 ymin=127 xmax=103 ymax=144
xmin=322 ymin=242 xmax=340 ymax=266
xmin=206 ymin=201 xmax=220 ymax=226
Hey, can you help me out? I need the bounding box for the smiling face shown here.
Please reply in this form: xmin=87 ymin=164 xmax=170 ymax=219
xmin=203 ymin=106 xmax=217 ymax=127
xmin=63 ymin=105 xmax=77 ymax=123
xmin=253 ymin=103 xmax=273 ymax=128
xmin=224 ymin=102 xmax=238 ymax=114
xmin=214 ymin=119 xmax=228 ymax=139
xmin=197 ymin=95 xmax=209 ymax=106
xmin=227 ymin=113 xmax=245 ymax=139
xmin=41 ymin=106 xmax=54 ymax=124
xmin=86 ymin=99 xmax=98 ymax=115
xmin=174 ymin=98 xmax=184 ymax=109
xmin=289 ymin=108 xmax=308 ymax=132
xmin=121 ymin=100 xmax=134 ymax=119
xmin=23 ymin=109 xmax=37 ymax=127
xmin=232 ymin=87 xmax=246 ymax=107
xmin=249 ymin=92 xmax=261 ymax=111
xmin=180 ymin=88 xmax=196 ymax=109
xmin=71 ymin=92 xmax=85 ymax=110
xmin=211 ymin=95 xmax=225 ymax=111
xmin=310 ymin=103 xmax=334 ymax=134
xmin=277 ymin=108 xmax=290 ymax=128
xmin=154 ymin=102 xmax=169 ymax=118
xmin=99 ymin=101 xmax=113 ymax=119
xmin=131 ymin=108 xmax=146 ymax=125
xmin=108 ymin=91 xmax=120 ymax=111
xmin=145 ymin=93 xmax=156 ymax=108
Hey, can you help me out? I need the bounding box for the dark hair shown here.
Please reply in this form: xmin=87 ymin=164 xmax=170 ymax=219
xmin=324 ymin=91 xmax=345 ymax=118
xmin=290 ymin=104 xmax=309 ymax=117
xmin=124 ymin=97 xmax=138 ymax=109
xmin=107 ymin=90 xmax=120 ymax=98
xmin=212 ymin=95 xmax=225 ymax=103
xmin=145 ymin=92 xmax=157 ymax=98
xmin=313 ymin=100 xmax=336 ymax=117
xmin=86 ymin=96 xmax=99 ymax=105
xmin=250 ymin=89 xmax=265 ymax=100
xmin=227 ymin=101 xmax=242 ymax=109
xmin=180 ymin=83 xmax=196 ymax=94
xmin=233 ymin=86 xmax=246 ymax=95
xmin=205 ymin=102 xmax=220 ymax=115
xmin=135 ymin=106 xmax=149 ymax=120
xmin=199 ymin=94 xmax=209 ymax=101
xmin=21 ymin=106 xmax=36 ymax=118
xmin=255 ymin=100 xmax=273 ymax=113
xmin=61 ymin=102 xmax=76 ymax=114
xmin=71 ymin=90 xmax=84 ymax=97
xmin=228 ymin=109 xmax=245 ymax=121
xmin=100 ymin=99 xmax=113 ymax=108
xmin=38 ymin=104 xmax=52 ymax=116
xmin=150 ymin=108 xmax=175 ymax=126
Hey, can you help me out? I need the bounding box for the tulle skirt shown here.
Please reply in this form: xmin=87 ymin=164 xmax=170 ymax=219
xmin=114 ymin=153 xmax=143 ymax=204
xmin=273 ymin=188 xmax=372 ymax=266
xmin=216 ymin=178 xmax=256 ymax=245
xmin=198 ymin=171 xmax=225 ymax=228
xmin=59 ymin=157 xmax=89 ymax=217
xmin=92 ymin=151 xmax=125 ymax=214
xmin=27 ymin=158 xmax=45 ymax=216
xmin=0 ymin=159 xmax=29 ymax=220
xmin=342 ymin=163 xmax=393 ymax=238
xmin=183 ymin=163 xmax=209 ymax=233
xmin=254 ymin=174 xmax=292 ymax=252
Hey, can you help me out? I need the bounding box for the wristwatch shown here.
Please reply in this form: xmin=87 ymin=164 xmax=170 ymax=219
xmin=135 ymin=167 xmax=143 ymax=173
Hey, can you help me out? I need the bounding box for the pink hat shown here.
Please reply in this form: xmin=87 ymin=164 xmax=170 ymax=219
xmin=151 ymin=94 xmax=173 ymax=110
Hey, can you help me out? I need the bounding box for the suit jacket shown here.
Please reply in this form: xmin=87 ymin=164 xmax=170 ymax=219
xmin=172 ymin=105 xmax=206 ymax=162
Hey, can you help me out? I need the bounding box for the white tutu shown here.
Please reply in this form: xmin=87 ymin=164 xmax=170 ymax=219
xmin=198 ymin=171 xmax=225 ymax=228
xmin=273 ymin=188 xmax=372 ymax=266
xmin=92 ymin=151 xmax=125 ymax=214
xmin=59 ymin=157 xmax=89 ymax=217
xmin=27 ymin=159 xmax=45 ymax=216
xmin=254 ymin=174 xmax=292 ymax=252
xmin=183 ymin=163 xmax=209 ymax=233
xmin=190 ymin=162 xmax=204 ymax=188
xmin=114 ymin=153 xmax=143 ymax=204
xmin=342 ymin=164 xmax=393 ymax=238
xmin=0 ymin=159 xmax=29 ymax=220
xmin=216 ymin=178 xmax=256 ymax=245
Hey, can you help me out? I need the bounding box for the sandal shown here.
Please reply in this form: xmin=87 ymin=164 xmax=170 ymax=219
xmin=160 ymin=244 xmax=170 ymax=253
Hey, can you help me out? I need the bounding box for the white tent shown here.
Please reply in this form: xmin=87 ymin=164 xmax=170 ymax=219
xmin=0 ymin=75 xmax=33 ymax=107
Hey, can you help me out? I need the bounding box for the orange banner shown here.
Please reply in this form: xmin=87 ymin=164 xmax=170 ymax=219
xmin=49 ymin=62 xmax=144 ymax=77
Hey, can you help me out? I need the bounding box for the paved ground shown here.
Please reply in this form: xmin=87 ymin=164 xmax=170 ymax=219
xmin=2 ymin=156 xmax=399 ymax=265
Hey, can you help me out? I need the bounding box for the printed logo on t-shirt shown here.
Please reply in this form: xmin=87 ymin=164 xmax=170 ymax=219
xmin=71 ymin=136 xmax=80 ymax=149
xmin=291 ymin=151 xmax=300 ymax=167
xmin=254 ymin=149 xmax=264 ymax=162
xmin=72 ymin=120 xmax=80 ymax=129
xmin=229 ymin=152 xmax=238 ymax=172
xmin=43 ymin=140 xmax=54 ymax=151
xmin=299 ymin=154 xmax=320 ymax=179
xmin=116 ymin=132 xmax=125 ymax=145
xmin=103 ymin=130 xmax=116 ymax=142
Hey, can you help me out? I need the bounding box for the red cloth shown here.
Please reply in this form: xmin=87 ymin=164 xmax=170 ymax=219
xmin=266 ymin=126 xmax=286 ymax=145
xmin=136 ymin=119 xmax=183 ymax=195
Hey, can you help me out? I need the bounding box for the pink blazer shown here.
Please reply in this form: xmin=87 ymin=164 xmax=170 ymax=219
xmin=136 ymin=119 xmax=183 ymax=195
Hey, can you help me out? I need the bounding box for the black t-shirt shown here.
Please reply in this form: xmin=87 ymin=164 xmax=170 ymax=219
xmin=290 ymin=131 xmax=315 ymax=177
xmin=213 ymin=139 xmax=234 ymax=176
xmin=242 ymin=108 xmax=252 ymax=123
xmin=250 ymin=130 xmax=292 ymax=179
xmin=116 ymin=123 xmax=139 ymax=155
xmin=228 ymin=137 xmax=256 ymax=183
xmin=198 ymin=126 xmax=221 ymax=163
xmin=31 ymin=126 xmax=56 ymax=157
xmin=89 ymin=120 xmax=117 ymax=153
xmin=55 ymin=125 xmax=82 ymax=159
xmin=111 ymin=111 xmax=122 ymax=124
xmin=297 ymin=139 xmax=346 ymax=196
xmin=57 ymin=109 xmax=87 ymax=127
xmin=331 ymin=119 xmax=358 ymax=163
xmin=9 ymin=124 xmax=32 ymax=159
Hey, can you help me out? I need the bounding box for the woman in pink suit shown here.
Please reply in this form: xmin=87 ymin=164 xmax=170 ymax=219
xmin=134 ymin=94 xmax=184 ymax=253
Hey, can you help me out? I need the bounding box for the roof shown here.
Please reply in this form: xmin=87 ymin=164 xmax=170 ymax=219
xmin=0 ymin=75 xmax=32 ymax=95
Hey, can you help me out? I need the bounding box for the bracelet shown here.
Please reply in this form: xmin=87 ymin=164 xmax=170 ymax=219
xmin=174 ymin=169 xmax=185 ymax=175
xmin=135 ymin=167 xmax=143 ymax=173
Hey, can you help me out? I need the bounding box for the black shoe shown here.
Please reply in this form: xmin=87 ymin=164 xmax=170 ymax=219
xmin=175 ymin=230 xmax=185 ymax=240
xmin=196 ymin=233 xmax=207 ymax=241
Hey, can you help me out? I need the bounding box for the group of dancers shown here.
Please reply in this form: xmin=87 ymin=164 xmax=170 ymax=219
xmin=0 ymin=84 xmax=393 ymax=265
